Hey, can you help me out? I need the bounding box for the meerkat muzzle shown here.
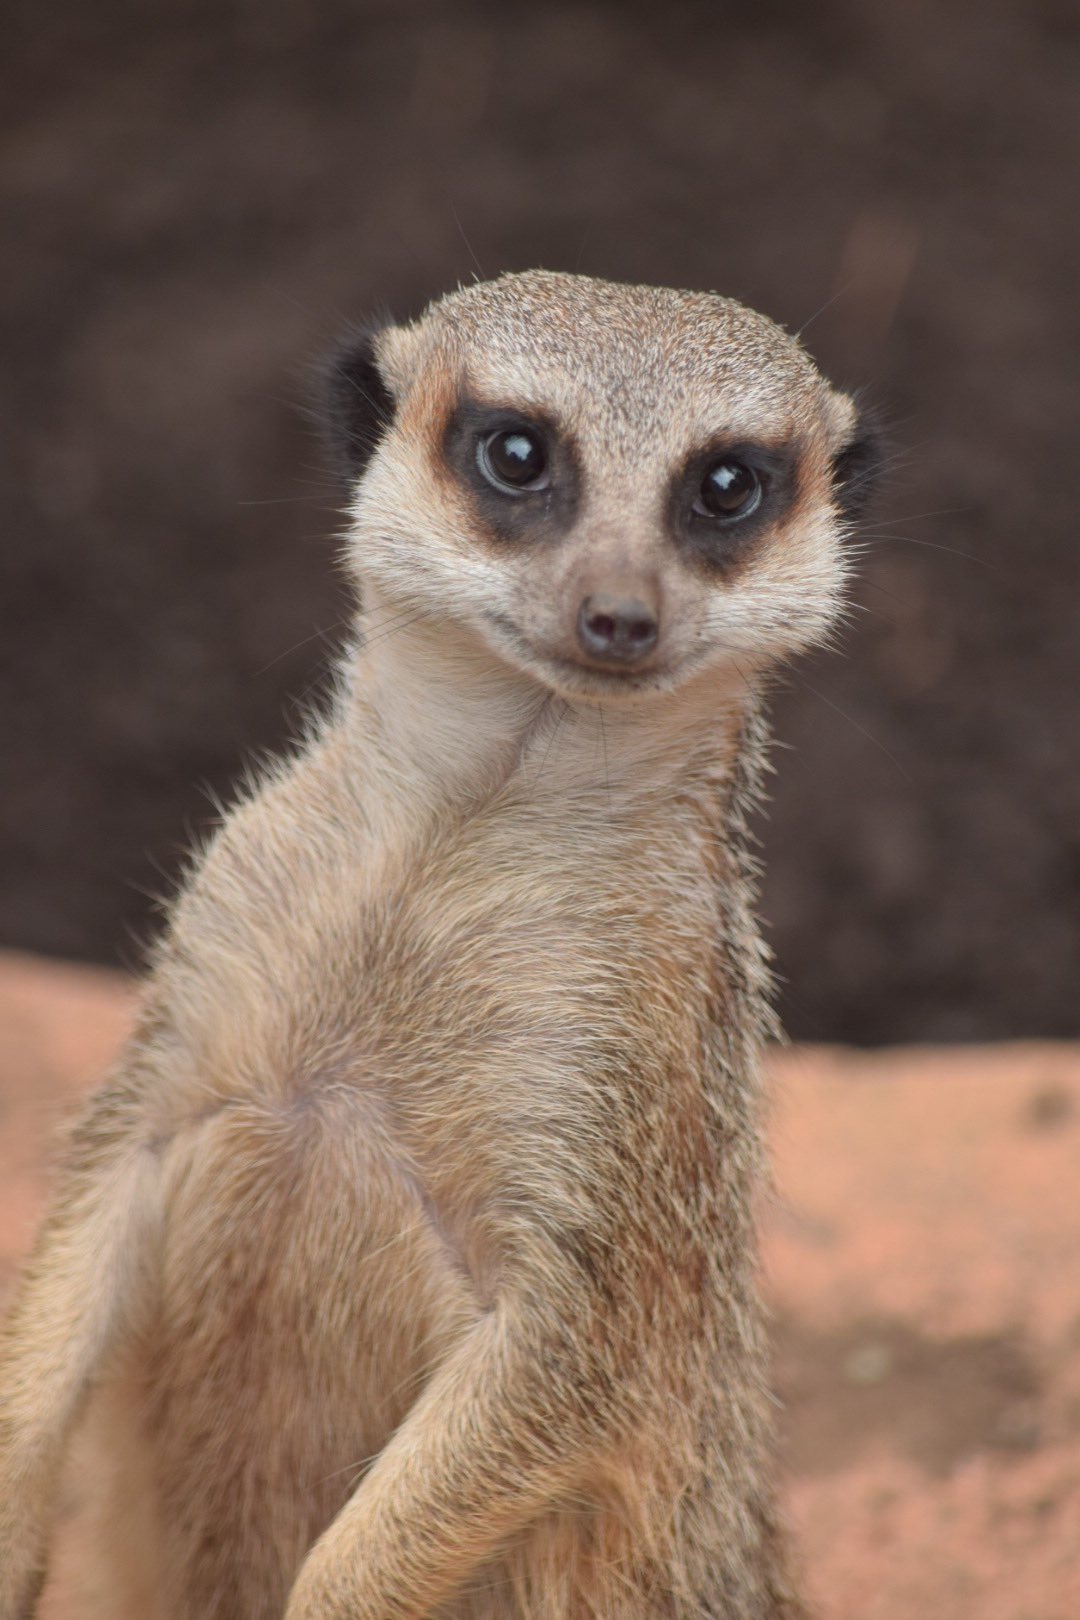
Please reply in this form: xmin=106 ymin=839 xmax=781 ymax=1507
xmin=576 ymin=592 xmax=660 ymax=666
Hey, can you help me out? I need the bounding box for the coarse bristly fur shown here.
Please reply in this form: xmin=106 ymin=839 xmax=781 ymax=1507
xmin=0 ymin=271 xmax=877 ymax=1620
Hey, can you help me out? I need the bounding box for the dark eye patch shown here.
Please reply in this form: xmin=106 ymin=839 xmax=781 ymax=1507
xmin=668 ymin=437 xmax=798 ymax=576
xmin=442 ymin=396 xmax=581 ymax=547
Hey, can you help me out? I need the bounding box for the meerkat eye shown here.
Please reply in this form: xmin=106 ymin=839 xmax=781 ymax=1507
xmin=477 ymin=428 xmax=549 ymax=494
xmin=695 ymin=460 xmax=762 ymax=520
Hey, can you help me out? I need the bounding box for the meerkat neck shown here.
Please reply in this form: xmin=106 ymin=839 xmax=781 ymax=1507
xmin=341 ymin=595 xmax=548 ymax=814
xmin=340 ymin=590 xmax=754 ymax=831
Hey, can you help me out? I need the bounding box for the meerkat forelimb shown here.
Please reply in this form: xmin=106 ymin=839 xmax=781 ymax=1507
xmin=0 ymin=270 xmax=876 ymax=1620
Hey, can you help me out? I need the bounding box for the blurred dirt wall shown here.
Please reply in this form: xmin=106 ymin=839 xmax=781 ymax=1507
xmin=2 ymin=0 xmax=1078 ymax=1041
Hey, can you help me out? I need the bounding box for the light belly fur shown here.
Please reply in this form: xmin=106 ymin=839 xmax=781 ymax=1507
xmin=77 ymin=1102 xmax=481 ymax=1620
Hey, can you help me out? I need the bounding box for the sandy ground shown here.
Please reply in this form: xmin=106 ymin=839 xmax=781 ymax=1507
xmin=1 ymin=951 xmax=1077 ymax=1619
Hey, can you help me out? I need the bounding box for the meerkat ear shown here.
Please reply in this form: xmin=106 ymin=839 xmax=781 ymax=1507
xmin=830 ymin=397 xmax=883 ymax=520
xmin=320 ymin=320 xmax=398 ymax=481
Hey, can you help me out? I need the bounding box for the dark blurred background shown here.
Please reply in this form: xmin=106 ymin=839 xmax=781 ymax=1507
xmin=2 ymin=0 xmax=1077 ymax=1043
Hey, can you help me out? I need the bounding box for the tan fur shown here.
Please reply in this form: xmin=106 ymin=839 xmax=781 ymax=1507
xmin=0 ymin=272 xmax=860 ymax=1619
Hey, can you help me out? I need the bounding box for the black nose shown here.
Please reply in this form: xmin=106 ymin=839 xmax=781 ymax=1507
xmin=576 ymin=594 xmax=659 ymax=665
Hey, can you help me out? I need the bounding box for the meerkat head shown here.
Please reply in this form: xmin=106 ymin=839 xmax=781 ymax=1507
xmin=324 ymin=271 xmax=876 ymax=701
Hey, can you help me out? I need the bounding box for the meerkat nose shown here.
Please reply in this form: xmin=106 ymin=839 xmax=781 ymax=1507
xmin=577 ymin=592 xmax=660 ymax=665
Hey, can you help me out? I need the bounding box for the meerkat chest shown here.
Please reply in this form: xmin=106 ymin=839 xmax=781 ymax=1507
xmin=152 ymin=705 xmax=743 ymax=1224
xmin=166 ymin=781 xmax=721 ymax=1122
xmin=147 ymin=769 xmax=740 ymax=1343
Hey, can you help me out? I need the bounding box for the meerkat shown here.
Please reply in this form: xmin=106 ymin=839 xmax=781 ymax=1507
xmin=0 ymin=270 xmax=876 ymax=1620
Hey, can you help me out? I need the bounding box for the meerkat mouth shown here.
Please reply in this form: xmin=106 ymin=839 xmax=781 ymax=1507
xmin=480 ymin=609 xmax=686 ymax=702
